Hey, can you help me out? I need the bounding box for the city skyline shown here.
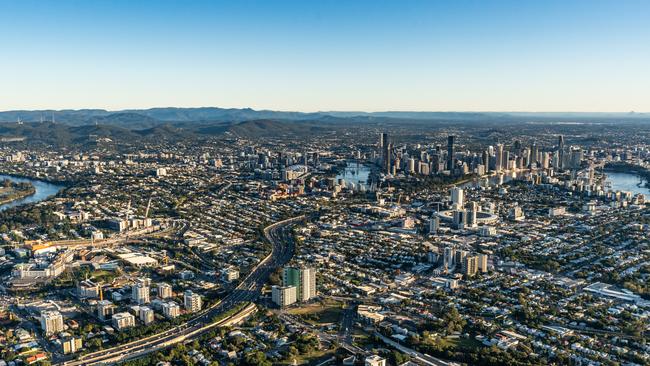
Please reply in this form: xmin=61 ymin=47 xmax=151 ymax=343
xmin=1 ymin=0 xmax=649 ymax=112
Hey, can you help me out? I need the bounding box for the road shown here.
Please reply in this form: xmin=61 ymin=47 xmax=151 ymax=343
xmin=57 ymin=215 xmax=304 ymax=366
xmin=374 ymin=332 xmax=459 ymax=366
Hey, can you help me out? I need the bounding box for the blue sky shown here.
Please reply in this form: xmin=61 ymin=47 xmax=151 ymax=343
xmin=0 ymin=0 xmax=648 ymax=112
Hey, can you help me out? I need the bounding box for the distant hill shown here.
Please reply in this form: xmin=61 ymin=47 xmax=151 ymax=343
xmin=0 ymin=108 xmax=649 ymax=143
xmin=224 ymin=119 xmax=333 ymax=138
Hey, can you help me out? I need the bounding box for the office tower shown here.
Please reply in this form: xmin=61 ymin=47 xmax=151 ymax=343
xmin=443 ymin=247 xmax=455 ymax=268
xmin=429 ymin=216 xmax=440 ymax=234
xmin=431 ymin=154 xmax=440 ymax=173
xmin=408 ymin=158 xmax=416 ymax=174
xmin=455 ymin=249 xmax=469 ymax=265
xmin=380 ymin=133 xmax=389 ymax=173
xmin=482 ymin=150 xmax=490 ymax=173
xmin=132 ymin=280 xmax=150 ymax=305
xmin=478 ymin=253 xmax=489 ymax=273
xmin=184 ymin=290 xmax=202 ymax=312
xmin=447 ymin=135 xmax=455 ymax=171
xmin=462 ymin=256 xmax=479 ymax=277
xmin=496 ymin=143 xmax=504 ymax=172
xmin=466 ymin=201 xmax=478 ymax=227
xmin=283 ymin=267 xmax=317 ymax=302
xmin=385 ymin=143 xmax=393 ymax=174
xmin=157 ymin=283 xmax=172 ymax=299
xmin=531 ymin=142 xmax=539 ymax=167
xmin=97 ymin=300 xmax=116 ymax=321
xmin=451 ymin=187 xmax=464 ymax=208
xmin=162 ymin=301 xmax=180 ymax=319
xmin=112 ymin=312 xmax=136 ymax=330
xmin=513 ymin=140 xmax=522 ymax=156
xmin=452 ymin=210 xmax=467 ymax=229
xmin=541 ymin=152 xmax=550 ymax=169
xmin=41 ymin=310 xmax=64 ymax=335
xmin=558 ymin=135 xmax=565 ymax=169
xmin=570 ymin=148 xmax=583 ymax=169
xmin=272 ymin=285 xmax=297 ymax=307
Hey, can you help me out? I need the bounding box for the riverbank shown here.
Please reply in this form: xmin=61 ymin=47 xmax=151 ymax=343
xmin=0 ymin=174 xmax=65 ymax=212
xmin=0 ymin=181 xmax=36 ymax=205
xmin=605 ymin=162 xmax=650 ymax=189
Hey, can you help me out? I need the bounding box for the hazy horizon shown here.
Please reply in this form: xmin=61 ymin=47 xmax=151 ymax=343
xmin=0 ymin=107 xmax=648 ymax=115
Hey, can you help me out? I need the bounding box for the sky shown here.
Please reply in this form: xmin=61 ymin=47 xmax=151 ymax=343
xmin=0 ymin=0 xmax=649 ymax=112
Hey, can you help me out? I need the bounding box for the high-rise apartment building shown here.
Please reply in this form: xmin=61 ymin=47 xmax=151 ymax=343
xmin=283 ymin=267 xmax=316 ymax=302
xmin=184 ymin=290 xmax=202 ymax=313
xmin=41 ymin=310 xmax=64 ymax=335
xmin=272 ymin=285 xmax=297 ymax=307
xmin=132 ymin=279 xmax=150 ymax=305
xmin=462 ymin=256 xmax=479 ymax=277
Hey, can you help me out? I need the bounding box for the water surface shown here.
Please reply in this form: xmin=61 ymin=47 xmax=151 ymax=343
xmin=0 ymin=174 xmax=64 ymax=211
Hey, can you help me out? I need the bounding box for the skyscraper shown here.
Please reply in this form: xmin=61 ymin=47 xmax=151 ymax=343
xmin=451 ymin=187 xmax=464 ymax=208
xmin=447 ymin=135 xmax=455 ymax=171
xmin=384 ymin=142 xmax=392 ymax=174
xmin=466 ymin=201 xmax=478 ymax=227
xmin=558 ymin=135 xmax=565 ymax=169
xmin=530 ymin=142 xmax=539 ymax=167
xmin=496 ymin=143 xmax=504 ymax=172
xmin=482 ymin=150 xmax=490 ymax=173
xmin=380 ymin=133 xmax=389 ymax=173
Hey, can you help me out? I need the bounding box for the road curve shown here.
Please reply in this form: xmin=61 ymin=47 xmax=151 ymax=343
xmin=57 ymin=215 xmax=305 ymax=366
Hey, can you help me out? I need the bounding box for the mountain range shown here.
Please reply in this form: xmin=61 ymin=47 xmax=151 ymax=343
xmin=1 ymin=107 xmax=648 ymax=128
xmin=0 ymin=107 xmax=648 ymax=145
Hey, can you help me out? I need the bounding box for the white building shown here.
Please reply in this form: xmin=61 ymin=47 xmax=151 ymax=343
xmin=162 ymin=301 xmax=181 ymax=319
xmin=272 ymin=285 xmax=297 ymax=307
xmin=97 ymin=300 xmax=116 ymax=321
xmin=157 ymin=283 xmax=173 ymax=299
xmin=139 ymin=307 xmax=154 ymax=325
xmin=478 ymin=253 xmax=489 ymax=273
xmin=41 ymin=310 xmax=64 ymax=335
xmin=282 ymin=267 xmax=317 ymax=302
xmin=451 ymin=187 xmax=464 ymax=209
xmin=112 ymin=312 xmax=136 ymax=330
xmin=365 ymin=355 xmax=387 ymax=366
xmin=132 ymin=280 xmax=150 ymax=304
xmin=184 ymin=290 xmax=202 ymax=313
xmin=223 ymin=267 xmax=240 ymax=282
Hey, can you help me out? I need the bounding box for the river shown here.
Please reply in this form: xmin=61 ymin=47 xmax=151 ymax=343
xmin=335 ymin=161 xmax=372 ymax=189
xmin=0 ymin=174 xmax=64 ymax=211
xmin=606 ymin=172 xmax=650 ymax=196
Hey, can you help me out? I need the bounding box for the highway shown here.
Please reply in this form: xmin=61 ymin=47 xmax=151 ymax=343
xmin=57 ymin=215 xmax=304 ymax=366
xmin=374 ymin=332 xmax=460 ymax=366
